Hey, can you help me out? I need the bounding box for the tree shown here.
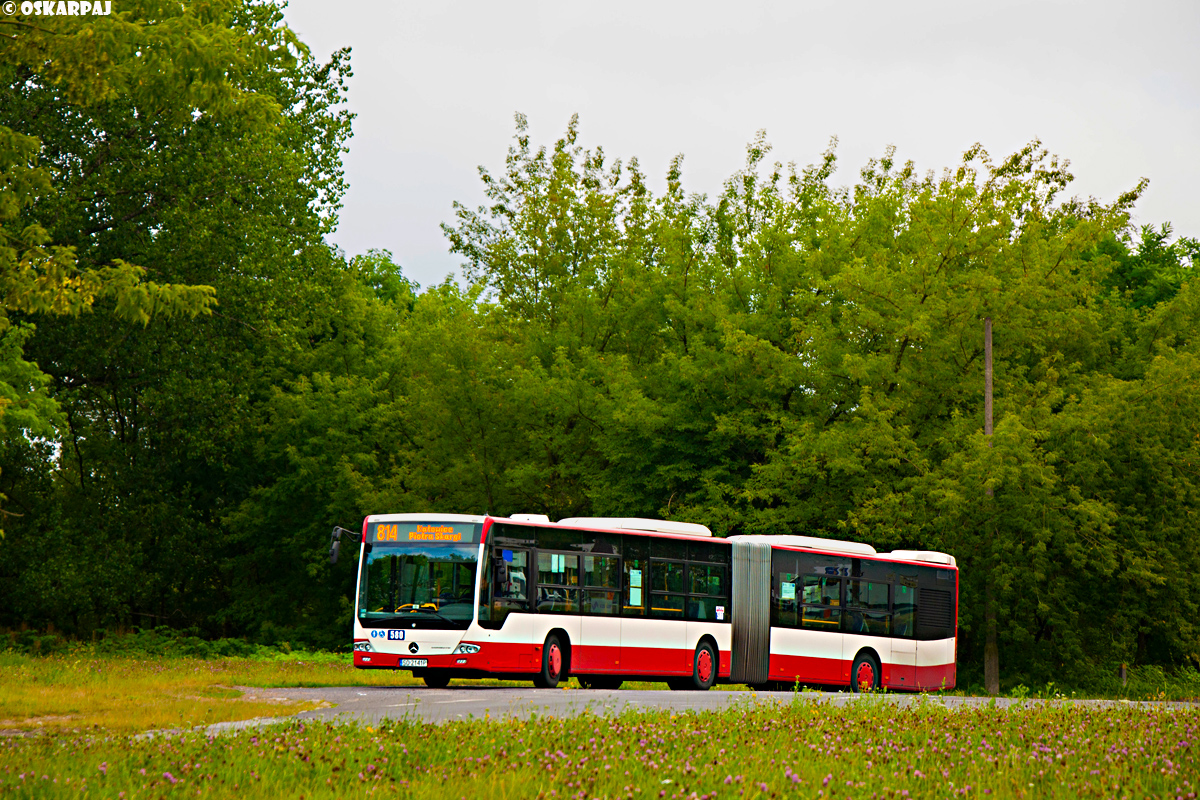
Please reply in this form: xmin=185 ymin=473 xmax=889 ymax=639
xmin=0 ymin=0 xmax=354 ymax=637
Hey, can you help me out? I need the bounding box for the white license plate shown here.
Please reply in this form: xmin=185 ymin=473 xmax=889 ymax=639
xmin=401 ymin=658 xmax=428 ymax=668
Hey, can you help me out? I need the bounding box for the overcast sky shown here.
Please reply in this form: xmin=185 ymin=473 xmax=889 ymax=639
xmin=283 ymin=0 xmax=1200 ymax=290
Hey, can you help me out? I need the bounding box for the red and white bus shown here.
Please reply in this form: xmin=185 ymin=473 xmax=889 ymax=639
xmin=344 ymin=514 xmax=957 ymax=691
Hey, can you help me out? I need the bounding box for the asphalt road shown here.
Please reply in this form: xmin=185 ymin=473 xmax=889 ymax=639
xmin=209 ymin=685 xmax=1194 ymax=732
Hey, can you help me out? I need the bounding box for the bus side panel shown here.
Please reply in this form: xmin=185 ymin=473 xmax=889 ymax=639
xmin=915 ymin=637 xmax=957 ymax=690
xmin=477 ymin=613 xmax=537 ymax=672
xmin=621 ymin=617 xmax=689 ymax=676
xmin=685 ymin=621 xmax=733 ymax=678
xmin=767 ymin=628 xmax=845 ymax=685
xmin=576 ymin=616 xmax=622 ymax=674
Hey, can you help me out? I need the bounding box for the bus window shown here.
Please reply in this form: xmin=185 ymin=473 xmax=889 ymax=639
xmin=538 ymin=552 xmax=579 ymax=587
xmin=537 ymin=552 xmax=580 ymax=614
xmin=652 ymin=561 xmax=685 ymax=593
xmin=483 ymin=549 xmax=528 ymax=628
xmin=799 ymin=575 xmax=842 ymax=631
xmin=847 ymin=579 xmax=889 ymax=610
xmin=688 ymin=564 xmax=728 ymax=621
xmin=623 ymin=557 xmax=647 ymax=616
xmin=584 ymin=555 xmax=621 ymax=588
xmin=584 ymin=555 xmax=620 ymax=615
xmin=894 ymin=582 xmax=916 ymax=637
xmin=845 ymin=579 xmax=891 ymax=635
xmin=773 ymin=571 xmax=798 ymax=628
xmin=650 ymin=561 xmax=686 ymax=619
xmin=690 ymin=564 xmax=726 ymax=597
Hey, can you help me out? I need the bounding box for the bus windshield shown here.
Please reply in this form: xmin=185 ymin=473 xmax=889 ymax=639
xmin=358 ymin=543 xmax=479 ymax=629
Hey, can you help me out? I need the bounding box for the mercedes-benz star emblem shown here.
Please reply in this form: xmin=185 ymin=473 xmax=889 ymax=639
xmin=408 ymin=642 xmax=419 ymax=654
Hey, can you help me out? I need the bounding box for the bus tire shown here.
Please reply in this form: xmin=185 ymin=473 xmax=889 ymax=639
xmin=689 ymin=641 xmax=717 ymax=690
xmin=422 ymin=671 xmax=451 ymax=689
xmin=850 ymin=651 xmax=880 ymax=693
xmin=534 ymin=633 xmax=568 ymax=688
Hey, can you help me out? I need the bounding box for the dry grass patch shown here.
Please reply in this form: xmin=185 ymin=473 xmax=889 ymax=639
xmin=0 ymin=653 xmax=413 ymax=734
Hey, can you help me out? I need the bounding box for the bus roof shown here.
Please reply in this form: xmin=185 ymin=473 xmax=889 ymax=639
xmin=362 ymin=514 xmax=954 ymax=566
xmin=729 ymin=533 xmax=876 ymax=556
xmin=366 ymin=513 xmax=488 ymax=524
xmin=729 ymin=535 xmax=956 ymax=567
xmin=557 ymin=517 xmax=713 ymax=537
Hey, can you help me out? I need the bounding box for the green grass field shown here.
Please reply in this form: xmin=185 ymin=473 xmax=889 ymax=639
xmin=1 ymin=699 xmax=1195 ymax=799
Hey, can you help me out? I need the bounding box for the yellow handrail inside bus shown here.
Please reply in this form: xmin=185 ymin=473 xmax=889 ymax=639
xmin=394 ymin=603 xmax=440 ymax=612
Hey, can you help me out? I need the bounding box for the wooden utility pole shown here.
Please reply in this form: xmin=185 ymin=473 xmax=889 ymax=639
xmin=984 ymin=317 xmax=993 ymax=465
xmin=983 ymin=316 xmax=999 ymax=696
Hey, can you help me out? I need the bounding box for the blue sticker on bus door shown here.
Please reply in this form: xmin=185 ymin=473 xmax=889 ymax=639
xmin=503 ymin=549 xmax=514 ymax=563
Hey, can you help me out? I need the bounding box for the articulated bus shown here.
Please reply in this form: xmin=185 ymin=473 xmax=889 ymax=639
xmin=343 ymin=514 xmax=957 ymax=691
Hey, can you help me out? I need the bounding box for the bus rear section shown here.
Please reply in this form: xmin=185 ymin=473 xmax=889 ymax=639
xmin=730 ymin=535 xmax=958 ymax=692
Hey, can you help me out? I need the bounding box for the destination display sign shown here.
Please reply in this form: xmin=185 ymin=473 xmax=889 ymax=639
xmin=368 ymin=521 xmax=482 ymax=545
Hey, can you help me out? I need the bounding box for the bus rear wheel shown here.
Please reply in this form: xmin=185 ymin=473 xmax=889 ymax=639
xmin=534 ymin=634 xmax=568 ymax=688
xmin=668 ymin=642 xmax=717 ymax=691
xmin=422 ymin=671 xmax=451 ymax=689
xmin=850 ymin=652 xmax=880 ymax=693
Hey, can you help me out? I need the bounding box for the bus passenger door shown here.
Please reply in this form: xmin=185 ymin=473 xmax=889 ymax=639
xmin=631 ymin=560 xmax=688 ymax=674
xmin=577 ymin=555 xmax=622 ymax=673
xmin=621 ymin=558 xmax=684 ymax=675
xmin=890 ymin=581 xmax=917 ymax=689
xmin=890 ymin=638 xmax=916 ymax=689
xmin=578 ymin=600 xmax=621 ymax=673
xmin=479 ymin=548 xmax=532 ymax=671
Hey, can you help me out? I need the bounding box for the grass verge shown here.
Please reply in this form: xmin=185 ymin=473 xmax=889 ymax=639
xmin=1 ymin=699 xmax=1195 ymax=798
xmin=0 ymin=653 xmax=401 ymax=733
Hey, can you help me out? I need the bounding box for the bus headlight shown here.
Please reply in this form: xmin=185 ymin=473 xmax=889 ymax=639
xmin=354 ymin=641 xmax=374 ymax=652
xmin=452 ymin=643 xmax=481 ymax=655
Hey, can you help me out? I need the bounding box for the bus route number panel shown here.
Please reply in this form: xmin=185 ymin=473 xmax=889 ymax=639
xmin=371 ymin=521 xmax=482 ymax=544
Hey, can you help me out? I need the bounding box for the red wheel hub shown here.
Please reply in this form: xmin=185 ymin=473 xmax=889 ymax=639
xmin=856 ymin=661 xmax=875 ymax=691
xmin=548 ymin=644 xmax=562 ymax=678
xmin=697 ymin=649 xmax=713 ymax=683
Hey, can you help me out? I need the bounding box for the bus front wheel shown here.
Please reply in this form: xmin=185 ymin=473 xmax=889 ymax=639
xmin=534 ymin=634 xmax=568 ymax=688
xmin=422 ymin=671 xmax=451 ymax=689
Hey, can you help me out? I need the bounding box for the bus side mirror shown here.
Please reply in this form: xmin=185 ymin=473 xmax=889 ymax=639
xmin=329 ymin=526 xmax=354 ymax=565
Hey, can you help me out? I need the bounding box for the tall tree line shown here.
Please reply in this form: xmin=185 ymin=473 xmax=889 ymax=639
xmin=0 ymin=7 xmax=1197 ymax=686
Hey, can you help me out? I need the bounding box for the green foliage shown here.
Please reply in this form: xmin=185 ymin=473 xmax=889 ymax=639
xmin=0 ymin=0 xmax=354 ymax=641
xmin=0 ymin=626 xmax=319 ymax=659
